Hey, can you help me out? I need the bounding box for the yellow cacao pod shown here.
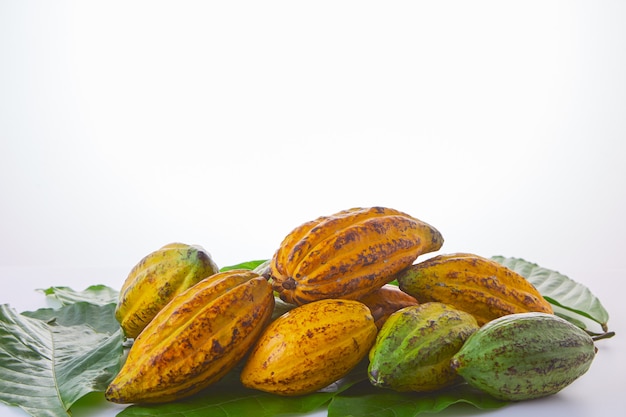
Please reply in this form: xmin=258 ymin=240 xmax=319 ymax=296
xmin=105 ymin=269 xmax=275 ymax=404
xmin=240 ymin=299 xmax=378 ymax=396
xmin=396 ymin=253 xmax=553 ymax=325
xmin=271 ymin=206 xmax=444 ymax=305
xmin=357 ymin=284 xmax=419 ymax=329
xmin=115 ymin=242 xmax=220 ymax=338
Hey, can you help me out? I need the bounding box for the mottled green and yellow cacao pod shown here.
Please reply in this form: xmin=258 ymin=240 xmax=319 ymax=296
xmin=368 ymin=302 xmax=479 ymax=392
xmin=105 ymin=269 xmax=274 ymax=404
xmin=241 ymin=299 xmax=378 ymax=396
xmin=357 ymin=284 xmax=419 ymax=329
xmin=271 ymin=207 xmax=444 ymax=305
xmin=397 ymin=253 xmax=553 ymax=325
xmin=115 ymin=242 xmax=219 ymax=338
xmin=451 ymin=312 xmax=597 ymax=401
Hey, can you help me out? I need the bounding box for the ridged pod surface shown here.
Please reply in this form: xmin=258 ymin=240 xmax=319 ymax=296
xmin=368 ymin=302 xmax=479 ymax=392
xmin=115 ymin=242 xmax=220 ymax=338
xmin=105 ymin=269 xmax=274 ymax=404
xmin=397 ymin=253 xmax=553 ymax=325
xmin=358 ymin=284 xmax=419 ymax=329
xmin=240 ymin=299 xmax=378 ymax=396
xmin=271 ymin=207 xmax=444 ymax=305
xmin=451 ymin=312 xmax=597 ymax=401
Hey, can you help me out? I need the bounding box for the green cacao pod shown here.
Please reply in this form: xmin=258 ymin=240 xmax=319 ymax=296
xmin=115 ymin=242 xmax=219 ymax=338
xmin=451 ymin=312 xmax=597 ymax=401
xmin=368 ymin=302 xmax=479 ymax=392
xmin=105 ymin=269 xmax=275 ymax=404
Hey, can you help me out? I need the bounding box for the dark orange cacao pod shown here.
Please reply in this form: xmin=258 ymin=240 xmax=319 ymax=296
xmin=358 ymin=284 xmax=419 ymax=329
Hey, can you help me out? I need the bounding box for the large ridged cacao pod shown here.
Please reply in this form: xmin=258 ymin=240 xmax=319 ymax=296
xmin=105 ymin=269 xmax=275 ymax=404
xmin=115 ymin=242 xmax=219 ymax=338
xmin=271 ymin=206 xmax=444 ymax=305
xmin=240 ymin=299 xmax=378 ymax=396
xmin=451 ymin=312 xmax=597 ymax=401
xmin=397 ymin=253 xmax=553 ymax=325
xmin=368 ymin=302 xmax=479 ymax=392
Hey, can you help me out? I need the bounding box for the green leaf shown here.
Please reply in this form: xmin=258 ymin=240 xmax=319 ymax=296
xmin=328 ymin=383 xmax=509 ymax=417
xmin=220 ymin=259 xmax=269 ymax=272
xmin=23 ymin=301 xmax=121 ymax=335
xmin=38 ymin=285 xmax=119 ymax=307
xmin=118 ymin=388 xmax=333 ymax=417
xmin=117 ymin=360 xmax=367 ymax=417
xmin=0 ymin=302 xmax=124 ymax=417
xmin=491 ymin=256 xmax=610 ymax=332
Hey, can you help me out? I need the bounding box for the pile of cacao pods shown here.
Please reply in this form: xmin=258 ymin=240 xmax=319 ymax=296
xmin=105 ymin=206 xmax=598 ymax=405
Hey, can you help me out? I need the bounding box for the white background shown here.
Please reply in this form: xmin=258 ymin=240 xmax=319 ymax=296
xmin=1 ymin=1 xmax=625 ymax=416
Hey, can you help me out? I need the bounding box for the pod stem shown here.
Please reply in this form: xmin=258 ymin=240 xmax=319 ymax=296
xmin=591 ymin=331 xmax=615 ymax=342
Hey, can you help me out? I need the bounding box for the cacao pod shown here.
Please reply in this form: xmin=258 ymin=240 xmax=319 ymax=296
xmin=368 ymin=302 xmax=479 ymax=392
xmin=357 ymin=284 xmax=419 ymax=329
xmin=115 ymin=242 xmax=220 ymax=338
xmin=451 ymin=312 xmax=597 ymax=401
xmin=271 ymin=206 xmax=444 ymax=305
xmin=105 ymin=269 xmax=274 ymax=404
xmin=397 ymin=252 xmax=553 ymax=325
xmin=240 ymin=298 xmax=378 ymax=396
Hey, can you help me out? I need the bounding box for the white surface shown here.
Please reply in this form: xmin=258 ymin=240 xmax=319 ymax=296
xmin=1 ymin=1 xmax=626 ymax=416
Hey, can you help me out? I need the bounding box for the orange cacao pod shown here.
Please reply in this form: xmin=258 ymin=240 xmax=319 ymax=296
xmin=358 ymin=284 xmax=419 ymax=329
xmin=105 ymin=269 xmax=274 ymax=404
xmin=271 ymin=206 xmax=443 ymax=305
xmin=397 ymin=253 xmax=554 ymax=325
xmin=241 ymin=299 xmax=378 ymax=396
